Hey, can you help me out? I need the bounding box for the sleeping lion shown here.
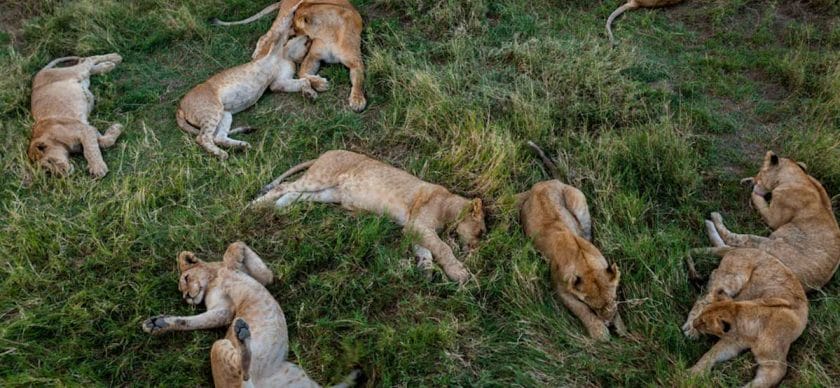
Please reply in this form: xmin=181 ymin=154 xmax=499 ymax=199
xmin=142 ymin=242 xmax=361 ymax=387
xmin=250 ymin=150 xmax=485 ymax=284
xmin=517 ymin=142 xmax=626 ymax=341
xmin=704 ymin=151 xmax=840 ymax=291
xmin=682 ymin=248 xmax=808 ymax=388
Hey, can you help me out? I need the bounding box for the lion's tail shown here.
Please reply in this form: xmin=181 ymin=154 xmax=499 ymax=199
xmin=41 ymin=56 xmax=81 ymax=71
xmin=258 ymin=159 xmax=316 ymax=195
xmin=175 ymin=109 xmax=200 ymax=136
xmin=330 ymin=368 xmax=364 ymax=388
xmin=526 ymin=141 xmax=560 ymax=179
xmin=606 ymin=2 xmax=638 ymax=45
xmin=210 ymin=2 xmax=281 ymax=26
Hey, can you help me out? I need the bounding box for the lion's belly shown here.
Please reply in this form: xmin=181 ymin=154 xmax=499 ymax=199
xmin=31 ymin=80 xmax=93 ymax=122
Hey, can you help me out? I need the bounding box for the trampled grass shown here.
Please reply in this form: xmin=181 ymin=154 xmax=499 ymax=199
xmin=1 ymin=0 xmax=838 ymax=386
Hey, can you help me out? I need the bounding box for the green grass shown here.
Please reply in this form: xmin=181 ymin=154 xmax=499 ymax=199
xmin=1 ymin=0 xmax=839 ymax=385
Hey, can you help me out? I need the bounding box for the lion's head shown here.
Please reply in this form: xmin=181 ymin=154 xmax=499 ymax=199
xmin=28 ymin=127 xmax=72 ymax=176
xmin=565 ymin=248 xmax=621 ymax=322
xmin=177 ymin=251 xmax=218 ymax=306
xmin=693 ymin=301 xmax=737 ymax=338
xmin=456 ymin=198 xmax=486 ymax=250
xmin=751 ymin=151 xmax=809 ymax=197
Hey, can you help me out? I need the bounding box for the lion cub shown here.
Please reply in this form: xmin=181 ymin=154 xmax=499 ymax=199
xmin=213 ymin=0 xmax=367 ymax=112
xmin=177 ymin=1 xmax=328 ymax=159
xmin=682 ymin=248 xmax=808 ymax=388
xmin=606 ymin=0 xmax=685 ymax=44
xmin=517 ymin=142 xmax=626 ymax=341
xmin=29 ymin=54 xmax=124 ymax=178
xmin=704 ymin=151 xmax=840 ymax=291
xmin=142 ymin=242 xmax=361 ymax=387
xmin=250 ymin=150 xmax=485 ymax=284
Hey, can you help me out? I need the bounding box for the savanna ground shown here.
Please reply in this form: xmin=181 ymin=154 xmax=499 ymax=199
xmin=1 ymin=0 xmax=839 ymax=386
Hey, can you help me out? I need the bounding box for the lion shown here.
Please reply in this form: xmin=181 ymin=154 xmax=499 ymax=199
xmin=177 ymin=1 xmax=328 ymax=159
xmin=142 ymin=241 xmax=361 ymax=388
xmin=249 ymin=150 xmax=485 ymax=284
xmin=517 ymin=142 xmax=626 ymax=341
xmin=29 ymin=54 xmax=124 ymax=178
xmin=703 ymin=151 xmax=840 ymax=291
xmin=606 ymin=0 xmax=685 ymax=44
xmin=682 ymin=248 xmax=808 ymax=388
xmin=211 ymin=0 xmax=366 ymax=112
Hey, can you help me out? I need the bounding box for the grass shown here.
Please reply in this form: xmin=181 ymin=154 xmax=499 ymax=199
xmin=1 ymin=0 xmax=839 ymax=385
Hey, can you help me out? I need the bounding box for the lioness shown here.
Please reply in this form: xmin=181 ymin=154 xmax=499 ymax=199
xmin=177 ymin=1 xmax=328 ymax=159
xmin=682 ymin=248 xmax=808 ymax=388
xmin=606 ymin=0 xmax=685 ymax=44
xmin=704 ymin=151 xmax=840 ymax=291
xmin=250 ymin=150 xmax=485 ymax=284
xmin=29 ymin=54 xmax=124 ymax=178
xmin=212 ymin=0 xmax=366 ymax=112
xmin=142 ymin=242 xmax=361 ymax=387
xmin=517 ymin=142 xmax=626 ymax=341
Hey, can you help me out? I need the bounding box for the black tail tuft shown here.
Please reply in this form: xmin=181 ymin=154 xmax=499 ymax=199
xmin=209 ymin=17 xmax=223 ymax=26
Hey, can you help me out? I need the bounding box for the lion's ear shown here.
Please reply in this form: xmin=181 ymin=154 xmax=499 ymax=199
xmin=470 ymin=198 xmax=483 ymax=218
xmin=796 ymin=161 xmax=808 ymax=172
xmin=764 ymin=151 xmax=779 ymax=166
xmin=606 ymin=262 xmax=620 ymax=283
xmin=719 ymin=318 xmax=732 ymax=334
xmin=178 ymin=251 xmax=201 ymax=272
xmin=567 ymin=274 xmax=583 ymax=291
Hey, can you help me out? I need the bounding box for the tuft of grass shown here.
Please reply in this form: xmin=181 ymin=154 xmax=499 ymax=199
xmin=1 ymin=0 xmax=838 ymax=386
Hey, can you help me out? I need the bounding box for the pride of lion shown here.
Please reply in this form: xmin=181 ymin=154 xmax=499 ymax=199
xmin=22 ymin=0 xmax=839 ymax=386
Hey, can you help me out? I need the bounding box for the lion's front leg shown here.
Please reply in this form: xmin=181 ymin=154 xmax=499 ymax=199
xmin=407 ymin=225 xmax=470 ymax=284
xmin=689 ymin=339 xmax=745 ymax=375
xmin=556 ymin=289 xmax=609 ymax=341
xmin=79 ymin=127 xmax=108 ymax=178
xmin=142 ymin=308 xmax=233 ymax=335
xmin=223 ymin=241 xmax=273 ymax=286
xmin=710 ymin=212 xmax=769 ymax=248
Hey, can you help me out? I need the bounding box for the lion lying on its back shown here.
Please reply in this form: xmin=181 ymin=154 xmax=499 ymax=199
xmin=704 ymin=151 xmax=840 ymax=290
xmin=142 ymin=242 xmax=361 ymax=387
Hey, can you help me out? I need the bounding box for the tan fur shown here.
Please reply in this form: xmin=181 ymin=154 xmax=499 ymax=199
xmin=29 ymin=54 xmax=124 ymax=178
xmin=682 ymin=248 xmax=808 ymax=388
xmin=177 ymin=1 xmax=328 ymax=159
xmin=518 ymin=180 xmax=625 ymax=341
xmin=250 ymin=150 xmax=485 ymax=284
xmin=215 ymin=0 xmax=366 ymax=112
xmin=606 ymin=0 xmax=685 ymax=44
xmin=704 ymin=151 xmax=840 ymax=290
xmin=142 ymin=242 xmax=360 ymax=388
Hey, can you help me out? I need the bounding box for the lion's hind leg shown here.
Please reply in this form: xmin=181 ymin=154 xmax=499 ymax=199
xmin=710 ymin=212 xmax=769 ymax=248
xmin=195 ymin=111 xmax=229 ymax=160
xmin=97 ymin=123 xmax=123 ymax=148
xmin=214 ymin=112 xmax=251 ymax=150
xmin=211 ymin=338 xmax=246 ymax=387
xmin=265 ymin=362 xmax=320 ymax=387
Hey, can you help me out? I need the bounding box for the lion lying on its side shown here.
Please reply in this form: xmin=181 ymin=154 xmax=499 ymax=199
xmin=29 ymin=54 xmax=124 ymax=178
xmin=250 ymin=150 xmax=485 ymax=284
xmin=682 ymin=248 xmax=808 ymax=388
xmin=142 ymin=242 xmax=361 ymax=387
xmin=704 ymin=151 xmax=840 ymax=291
